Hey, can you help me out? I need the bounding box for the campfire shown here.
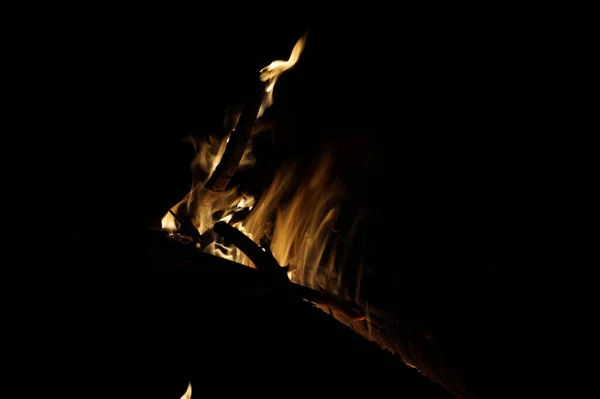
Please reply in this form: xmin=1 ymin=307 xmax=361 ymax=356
xmin=151 ymin=30 xmax=486 ymax=399
xmin=156 ymin=32 xmax=374 ymax=398
xmin=159 ymin=32 xmax=364 ymax=320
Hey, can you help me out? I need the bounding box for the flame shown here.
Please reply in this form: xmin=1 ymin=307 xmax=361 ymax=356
xmin=161 ymin=33 xmax=305 ymax=239
xmin=161 ymin=31 xmax=351 ymax=293
xmin=258 ymin=32 xmax=307 ymax=117
xmin=241 ymin=148 xmax=344 ymax=290
xmin=160 ymin=130 xmax=255 ymax=239
xmin=180 ymin=382 xmax=192 ymax=399
xmin=161 ymin=134 xmax=227 ymax=232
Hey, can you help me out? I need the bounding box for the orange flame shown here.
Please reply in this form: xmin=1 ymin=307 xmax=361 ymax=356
xmin=161 ymin=34 xmax=306 ymax=243
xmin=258 ymin=32 xmax=307 ymax=118
xmin=161 ymin=32 xmax=349 ymax=294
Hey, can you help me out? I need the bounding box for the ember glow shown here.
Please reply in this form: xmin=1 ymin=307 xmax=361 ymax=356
xmin=161 ymin=32 xmax=348 ymax=292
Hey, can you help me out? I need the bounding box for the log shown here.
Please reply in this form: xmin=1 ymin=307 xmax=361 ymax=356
xmin=50 ymin=227 xmax=456 ymax=399
xmin=154 ymin=226 xmax=496 ymax=398
xmin=205 ymin=77 xmax=266 ymax=193
xmin=160 ymin=229 xmax=499 ymax=398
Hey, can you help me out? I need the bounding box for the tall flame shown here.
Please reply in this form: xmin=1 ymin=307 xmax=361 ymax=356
xmin=258 ymin=32 xmax=307 ymax=117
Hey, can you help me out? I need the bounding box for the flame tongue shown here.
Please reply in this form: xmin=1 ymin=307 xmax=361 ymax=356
xmin=258 ymin=32 xmax=307 ymax=117
xmin=180 ymin=382 xmax=192 ymax=399
xmin=171 ymin=32 xmax=307 ymax=237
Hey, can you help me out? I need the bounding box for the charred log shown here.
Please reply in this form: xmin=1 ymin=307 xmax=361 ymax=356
xmin=168 ymin=210 xmax=202 ymax=244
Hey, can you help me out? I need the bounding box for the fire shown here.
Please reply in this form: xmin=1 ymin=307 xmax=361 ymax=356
xmin=160 ymin=129 xmax=249 ymax=238
xmin=180 ymin=382 xmax=192 ymax=399
xmin=258 ymin=31 xmax=307 ymax=117
xmin=241 ymin=147 xmax=344 ymax=289
xmin=161 ymin=31 xmax=347 ymax=293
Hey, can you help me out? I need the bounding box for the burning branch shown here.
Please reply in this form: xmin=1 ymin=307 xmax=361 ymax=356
xmin=159 ymin=31 xmax=362 ymax=317
xmin=211 ymin=221 xmax=364 ymax=321
xmin=168 ymin=210 xmax=202 ymax=244
xmin=212 ymin=221 xmax=286 ymax=279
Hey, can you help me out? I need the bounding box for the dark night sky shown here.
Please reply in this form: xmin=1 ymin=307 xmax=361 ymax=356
xmin=28 ymin=11 xmax=535 ymax=398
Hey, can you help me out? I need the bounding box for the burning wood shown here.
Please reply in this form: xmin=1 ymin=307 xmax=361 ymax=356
xmin=167 ymin=209 xmax=202 ymax=245
xmin=187 ymin=77 xmax=266 ymax=222
xmin=211 ymin=220 xmax=364 ymax=320
xmin=157 ymin=31 xmax=487 ymax=399
xmin=180 ymin=382 xmax=192 ymax=399
xmin=160 ymin=30 xmax=363 ymax=320
xmin=162 ymin=31 xmax=308 ymax=239
xmin=150 ymin=222 xmax=364 ymax=323
xmin=212 ymin=221 xmax=285 ymax=278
